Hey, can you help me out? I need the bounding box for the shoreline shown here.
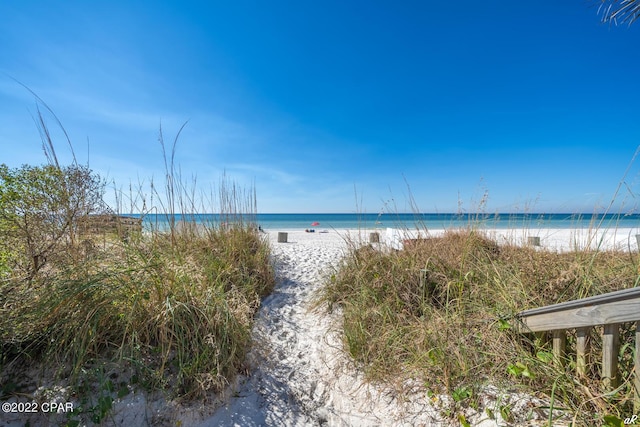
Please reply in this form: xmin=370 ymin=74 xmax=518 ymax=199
xmin=135 ymin=212 xmax=640 ymax=234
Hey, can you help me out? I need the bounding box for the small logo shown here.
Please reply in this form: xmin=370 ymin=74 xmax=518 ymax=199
xmin=625 ymin=414 xmax=639 ymax=425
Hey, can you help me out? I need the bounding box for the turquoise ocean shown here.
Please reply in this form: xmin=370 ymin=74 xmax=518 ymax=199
xmin=128 ymin=213 xmax=640 ymax=231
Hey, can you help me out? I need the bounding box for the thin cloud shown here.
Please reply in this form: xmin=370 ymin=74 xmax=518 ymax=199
xmin=226 ymin=163 xmax=303 ymax=186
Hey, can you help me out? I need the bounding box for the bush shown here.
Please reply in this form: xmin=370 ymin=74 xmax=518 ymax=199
xmin=0 ymin=161 xmax=275 ymax=403
xmin=0 ymin=163 xmax=106 ymax=281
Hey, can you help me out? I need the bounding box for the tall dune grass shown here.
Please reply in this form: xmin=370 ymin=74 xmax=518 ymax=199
xmin=0 ymin=119 xmax=275 ymax=426
xmin=0 ymin=218 xmax=273 ymax=395
xmin=321 ymin=226 xmax=638 ymax=425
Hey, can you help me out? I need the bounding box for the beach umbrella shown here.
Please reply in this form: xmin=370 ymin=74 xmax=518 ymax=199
xmin=311 ymin=221 xmax=320 ymax=226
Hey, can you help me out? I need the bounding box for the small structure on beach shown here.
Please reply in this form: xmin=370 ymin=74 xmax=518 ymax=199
xmin=77 ymin=214 xmax=142 ymax=238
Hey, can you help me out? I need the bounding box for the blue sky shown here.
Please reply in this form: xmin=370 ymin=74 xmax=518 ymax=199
xmin=1 ymin=1 xmax=640 ymax=213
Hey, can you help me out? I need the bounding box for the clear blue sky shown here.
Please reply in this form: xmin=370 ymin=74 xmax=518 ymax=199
xmin=1 ymin=1 xmax=640 ymax=213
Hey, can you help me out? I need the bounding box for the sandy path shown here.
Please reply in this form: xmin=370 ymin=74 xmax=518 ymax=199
xmin=199 ymin=230 xmax=443 ymax=427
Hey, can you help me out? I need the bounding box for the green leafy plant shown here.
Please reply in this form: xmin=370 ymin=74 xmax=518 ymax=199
xmin=0 ymin=162 xmax=106 ymax=281
xmin=507 ymin=362 xmax=534 ymax=379
xmin=452 ymin=385 xmax=473 ymax=403
xmin=602 ymin=414 xmax=624 ymax=427
xmin=457 ymin=413 xmax=471 ymax=427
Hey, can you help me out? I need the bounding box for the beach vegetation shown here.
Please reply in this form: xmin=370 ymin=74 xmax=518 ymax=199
xmin=321 ymin=226 xmax=639 ymax=425
xmin=0 ymin=120 xmax=275 ymax=424
xmin=0 ymin=163 xmax=107 ymax=281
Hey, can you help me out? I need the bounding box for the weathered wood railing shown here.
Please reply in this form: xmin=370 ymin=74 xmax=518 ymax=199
xmin=77 ymin=214 xmax=142 ymax=237
xmin=516 ymin=287 xmax=640 ymax=394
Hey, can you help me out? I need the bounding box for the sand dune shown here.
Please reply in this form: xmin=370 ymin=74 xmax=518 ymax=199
xmin=198 ymin=227 xmax=638 ymax=426
xmin=5 ymin=227 xmax=634 ymax=426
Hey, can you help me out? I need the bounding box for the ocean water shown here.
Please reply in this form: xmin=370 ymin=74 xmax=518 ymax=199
xmin=128 ymin=213 xmax=640 ymax=231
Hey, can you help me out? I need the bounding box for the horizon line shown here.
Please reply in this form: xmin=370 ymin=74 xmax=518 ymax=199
xmin=117 ymin=212 xmax=640 ymax=216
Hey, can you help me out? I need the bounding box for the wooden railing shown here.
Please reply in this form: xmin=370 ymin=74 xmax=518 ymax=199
xmin=77 ymin=214 xmax=142 ymax=237
xmin=516 ymin=287 xmax=640 ymax=392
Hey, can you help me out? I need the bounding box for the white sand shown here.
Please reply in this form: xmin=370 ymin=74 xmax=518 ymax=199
xmin=3 ymin=227 xmax=635 ymax=426
xmin=384 ymin=226 xmax=640 ymax=252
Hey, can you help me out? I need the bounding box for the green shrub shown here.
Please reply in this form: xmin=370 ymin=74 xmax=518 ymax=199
xmin=0 ymin=163 xmax=106 ymax=281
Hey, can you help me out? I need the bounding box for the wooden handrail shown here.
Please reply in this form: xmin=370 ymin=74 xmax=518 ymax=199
xmin=77 ymin=214 xmax=142 ymax=237
xmin=517 ymin=287 xmax=640 ymax=332
xmin=516 ymin=287 xmax=640 ymax=400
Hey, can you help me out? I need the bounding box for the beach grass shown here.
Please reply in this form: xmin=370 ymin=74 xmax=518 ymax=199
xmin=0 ymin=123 xmax=275 ymax=425
xmin=1 ymin=220 xmax=274 ymax=394
xmin=320 ymin=226 xmax=639 ymax=425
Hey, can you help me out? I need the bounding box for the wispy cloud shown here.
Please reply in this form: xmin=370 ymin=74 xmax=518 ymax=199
xmin=226 ymin=163 xmax=303 ymax=186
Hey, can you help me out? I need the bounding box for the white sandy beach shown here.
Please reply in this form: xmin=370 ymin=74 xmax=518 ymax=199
xmin=358 ymin=226 xmax=638 ymax=252
xmin=3 ymin=226 xmax=637 ymax=426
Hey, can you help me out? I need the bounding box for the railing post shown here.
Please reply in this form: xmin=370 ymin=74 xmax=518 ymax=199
xmin=552 ymin=330 xmax=566 ymax=367
xmin=602 ymin=323 xmax=620 ymax=389
xmin=576 ymin=327 xmax=590 ymax=377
